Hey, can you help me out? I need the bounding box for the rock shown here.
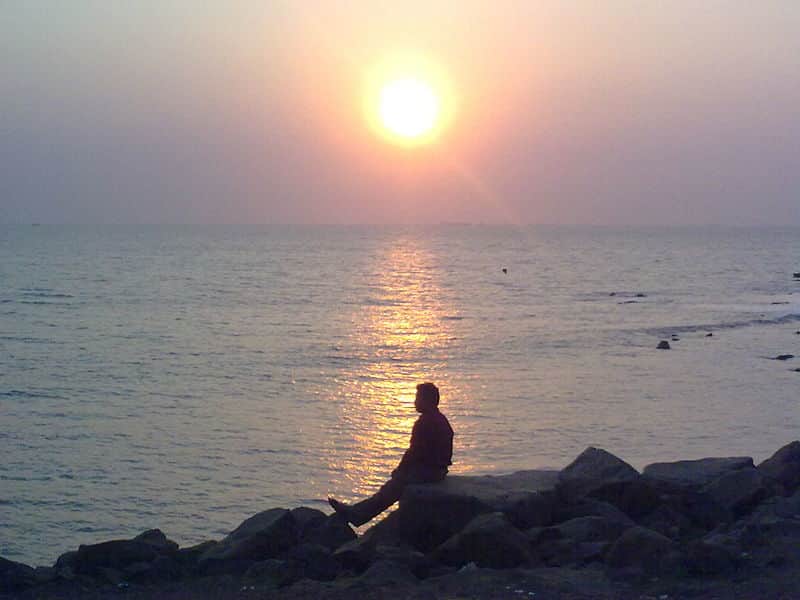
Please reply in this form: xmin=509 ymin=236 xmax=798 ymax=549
xmin=793 ymin=272 xmax=800 ymax=278
xmin=287 ymin=542 xmax=339 ymax=581
xmin=497 ymin=490 xmax=557 ymax=529
xmin=357 ymin=560 xmax=417 ymax=587
xmin=750 ymin=489 xmax=800 ymax=521
xmin=643 ymin=456 xmax=754 ymax=488
xmin=433 ymin=512 xmax=531 ymax=568
xmin=657 ymin=340 xmax=671 ymax=349
xmin=638 ymin=503 xmax=695 ymax=541
xmin=549 ymin=516 xmax=629 ymax=544
xmin=133 ymin=529 xmax=179 ymax=552
xmin=774 ymin=354 xmax=795 ymax=361
xmin=244 ymin=558 xmax=299 ymax=588
xmin=33 ymin=566 xmax=58 ymax=585
xmin=558 ymin=447 xmax=639 ymax=501
xmin=605 ymin=526 xmax=678 ymax=573
xmin=373 ymin=544 xmax=428 ymax=578
xmin=200 ymin=508 xmax=297 ymax=564
xmin=553 ymin=498 xmax=636 ymax=528
xmin=702 ymin=467 xmax=777 ymax=518
xmin=300 ymin=513 xmax=356 ymax=551
xmin=371 ymin=469 xmax=558 ymax=552
xmin=175 ymin=540 xmax=217 ymax=569
xmin=706 ymin=332 xmax=713 ymax=337
xmin=54 ymin=549 xmax=78 ymax=571
xmin=758 ymin=441 xmax=800 ymax=493
xmin=587 ymin=478 xmax=662 ymax=518
xmin=73 ymin=539 xmax=161 ymax=574
xmin=0 ymin=556 xmax=36 ymax=592
xmin=684 ymin=540 xmax=739 ymax=575
xmin=332 ymin=536 xmax=376 ymax=573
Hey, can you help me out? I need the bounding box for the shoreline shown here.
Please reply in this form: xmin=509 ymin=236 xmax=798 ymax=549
xmin=4 ymin=442 xmax=800 ymax=599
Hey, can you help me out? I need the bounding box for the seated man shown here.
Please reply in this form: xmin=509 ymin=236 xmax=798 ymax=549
xmin=328 ymin=382 xmax=454 ymax=526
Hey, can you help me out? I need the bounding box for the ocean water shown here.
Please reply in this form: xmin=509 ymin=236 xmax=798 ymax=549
xmin=1 ymin=224 xmax=798 ymax=565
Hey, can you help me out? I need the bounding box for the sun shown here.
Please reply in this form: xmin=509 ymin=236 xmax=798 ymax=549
xmin=378 ymin=78 xmax=440 ymax=140
xmin=363 ymin=54 xmax=456 ymax=148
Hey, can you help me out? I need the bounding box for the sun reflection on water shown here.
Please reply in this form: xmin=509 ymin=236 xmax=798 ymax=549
xmin=326 ymin=239 xmax=471 ymax=500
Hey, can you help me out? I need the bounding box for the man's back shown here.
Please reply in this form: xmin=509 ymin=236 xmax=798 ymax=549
xmin=400 ymin=408 xmax=453 ymax=473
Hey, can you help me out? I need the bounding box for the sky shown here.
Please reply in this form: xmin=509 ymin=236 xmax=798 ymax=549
xmin=2 ymin=2 xmax=799 ymax=225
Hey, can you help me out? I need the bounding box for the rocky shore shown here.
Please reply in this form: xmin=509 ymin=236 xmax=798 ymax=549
xmin=3 ymin=441 xmax=800 ymax=599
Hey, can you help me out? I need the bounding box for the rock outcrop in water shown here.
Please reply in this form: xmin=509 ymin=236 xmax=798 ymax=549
xmin=4 ymin=441 xmax=800 ymax=599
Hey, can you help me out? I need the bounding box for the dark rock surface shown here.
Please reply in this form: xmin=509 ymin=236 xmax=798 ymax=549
xmin=643 ymin=456 xmax=754 ymax=488
xmin=5 ymin=442 xmax=800 ymax=599
xmin=758 ymin=440 xmax=800 ymax=493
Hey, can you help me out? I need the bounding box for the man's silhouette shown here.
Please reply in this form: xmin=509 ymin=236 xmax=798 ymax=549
xmin=328 ymin=382 xmax=454 ymax=526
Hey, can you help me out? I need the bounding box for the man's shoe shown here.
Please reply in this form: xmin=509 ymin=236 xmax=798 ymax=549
xmin=327 ymin=496 xmax=354 ymax=524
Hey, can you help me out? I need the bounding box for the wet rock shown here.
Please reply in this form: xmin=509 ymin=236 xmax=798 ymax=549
xmin=200 ymin=508 xmax=297 ymax=565
xmin=605 ymin=526 xmax=678 ymax=573
xmin=773 ymin=354 xmax=795 ymax=361
xmin=433 ymin=512 xmax=531 ymax=568
xmin=0 ymin=556 xmax=36 ymax=592
xmin=702 ymin=467 xmax=777 ymax=518
xmin=758 ymin=441 xmax=800 ymax=493
xmin=657 ymin=340 xmax=671 ymax=349
xmin=643 ymin=456 xmax=754 ymax=488
xmin=558 ymin=447 xmax=639 ymax=501
xmin=706 ymin=332 xmax=713 ymax=337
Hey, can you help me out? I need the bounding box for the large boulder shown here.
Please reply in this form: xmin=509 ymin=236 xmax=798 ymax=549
xmin=70 ymin=530 xmax=178 ymax=575
xmin=758 ymin=441 xmax=800 ymax=493
xmin=199 ymin=508 xmax=297 ymax=569
xmin=432 ymin=512 xmax=531 ymax=568
xmin=605 ymin=526 xmax=678 ymax=573
xmin=702 ymin=467 xmax=777 ymax=518
xmin=643 ymin=457 xmax=754 ymax=488
xmin=0 ymin=557 xmax=36 ymax=593
xmin=558 ymin=447 xmax=639 ymax=501
xmin=368 ymin=470 xmax=558 ymax=552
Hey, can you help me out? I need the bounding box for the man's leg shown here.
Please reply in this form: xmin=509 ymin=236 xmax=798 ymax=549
xmin=331 ymin=476 xmax=406 ymax=527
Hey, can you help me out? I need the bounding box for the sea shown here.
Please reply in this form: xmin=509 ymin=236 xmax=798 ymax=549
xmin=1 ymin=224 xmax=798 ymax=565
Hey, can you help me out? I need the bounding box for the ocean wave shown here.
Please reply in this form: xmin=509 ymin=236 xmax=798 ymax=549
xmin=0 ymin=390 xmax=67 ymax=400
xmin=642 ymin=312 xmax=800 ymax=337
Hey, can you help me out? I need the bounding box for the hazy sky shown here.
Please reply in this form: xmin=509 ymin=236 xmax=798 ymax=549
xmin=2 ymin=2 xmax=799 ymax=225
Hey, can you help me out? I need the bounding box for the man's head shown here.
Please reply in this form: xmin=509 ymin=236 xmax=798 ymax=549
xmin=415 ymin=382 xmax=440 ymax=413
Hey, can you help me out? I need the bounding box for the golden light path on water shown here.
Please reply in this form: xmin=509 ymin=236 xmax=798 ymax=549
xmin=325 ymin=239 xmax=478 ymax=503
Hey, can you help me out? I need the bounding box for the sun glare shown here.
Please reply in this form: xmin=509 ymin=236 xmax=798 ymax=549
xmin=364 ymin=54 xmax=456 ymax=148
